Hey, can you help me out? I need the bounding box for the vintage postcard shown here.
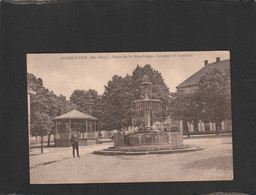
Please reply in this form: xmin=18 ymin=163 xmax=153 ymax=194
xmin=27 ymin=51 xmax=233 ymax=184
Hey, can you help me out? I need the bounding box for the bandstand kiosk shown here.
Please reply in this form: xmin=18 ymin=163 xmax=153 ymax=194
xmin=53 ymin=110 xmax=97 ymax=147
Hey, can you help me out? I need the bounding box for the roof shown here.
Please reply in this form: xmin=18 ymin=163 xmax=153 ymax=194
xmin=53 ymin=110 xmax=97 ymax=121
xmin=177 ymin=59 xmax=230 ymax=88
xmin=27 ymin=87 xmax=36 ymax=95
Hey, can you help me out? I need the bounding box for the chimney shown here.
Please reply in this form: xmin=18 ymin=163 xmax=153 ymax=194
xmin=204 ymin=60 xmax=208 ymax=66
xmin=216 ymin=57 xmax=220 ymax=62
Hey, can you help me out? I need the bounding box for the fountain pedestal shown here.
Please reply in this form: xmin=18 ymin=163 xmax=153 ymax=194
xmin=93 ymin=130 xmax=202 ymax=155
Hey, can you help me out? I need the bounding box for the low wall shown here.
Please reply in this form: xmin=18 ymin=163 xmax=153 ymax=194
xmin=79 ymin=139 xmax=97 ymax=146
xmin=55 ymin=138 xmax=97 ymax=147
xmin=100 ymin=130 xmax=118 ymax=139
xmin=55 ymin=138 xmax=71 ymax=147
xmin=183 ymin=130 xmax=232 ymax=136
xmin=31 ymin=136 xmax=54 ymax=143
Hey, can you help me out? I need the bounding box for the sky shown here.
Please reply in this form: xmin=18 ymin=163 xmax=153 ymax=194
xmin=27 ymin=51 xmax=230 ymax=99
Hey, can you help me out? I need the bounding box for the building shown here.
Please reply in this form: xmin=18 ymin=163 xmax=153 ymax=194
xmin=27 ymin=87 xmax=36 ymax=149
xmin=177 ymin=57 xmax=230 ymax=93
xmin=176 ymin=57 xmax=232 ymax=133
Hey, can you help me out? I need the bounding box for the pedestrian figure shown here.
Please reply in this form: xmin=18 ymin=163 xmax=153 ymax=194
xmin=70 ymin=132 xmax=80 ymax=158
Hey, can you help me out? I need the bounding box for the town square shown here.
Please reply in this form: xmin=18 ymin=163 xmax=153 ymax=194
xmin=27 ymin=51 xmax=232 ymax=183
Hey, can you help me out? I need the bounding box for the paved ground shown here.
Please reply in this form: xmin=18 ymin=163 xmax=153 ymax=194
xmin=30 ymin=136 xmax=233 ymax=184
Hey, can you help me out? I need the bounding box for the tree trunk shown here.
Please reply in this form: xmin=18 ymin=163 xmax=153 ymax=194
xmin=41 ymin=135 xmax=44 ymax=154
xmin=216 ymin=121 xmax=221 ymax=136
xmin=183 ymin=121 xmax=190 ymax=137
xmin=47 ymin=134 xmax=51 ymax=147
xmin=194 ymin=119 xmax=199 ymax=132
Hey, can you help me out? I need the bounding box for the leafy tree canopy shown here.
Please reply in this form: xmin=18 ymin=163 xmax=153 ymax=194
xmin=27 ymin=73 xmax=75 ymax=136
xmin=169 ymin=67 xmax=231 ymax=127
xmin=197 ymin=67 xmax=231 ymax=123
xmin=98 ymin=64 xmax=171 ymax=130
xmin=31 ymin=112 xmax=52 ymax=136
xmin=70 ymin=89 xmax=99 ymax=115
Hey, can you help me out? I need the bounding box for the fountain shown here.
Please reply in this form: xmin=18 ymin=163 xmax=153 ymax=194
xmin=93 ymin=75 xmax=202 ymax=155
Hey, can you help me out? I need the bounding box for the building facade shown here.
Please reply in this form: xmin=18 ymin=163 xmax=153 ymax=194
xmin=27 ymin=87 xmax=36 ymax=149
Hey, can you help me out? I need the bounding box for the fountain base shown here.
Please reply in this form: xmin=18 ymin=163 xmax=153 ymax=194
xmin=93 ymin=131 xmax=203 ymax=155
xmin=114 ymin=131 xmax=182 ymax=146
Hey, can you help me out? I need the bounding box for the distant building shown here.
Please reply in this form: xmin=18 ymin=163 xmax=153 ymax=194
xmin=176 ymin=57 xmax=230 ymax=93
xmin=175 ymin=57 xmax=232 ymax=133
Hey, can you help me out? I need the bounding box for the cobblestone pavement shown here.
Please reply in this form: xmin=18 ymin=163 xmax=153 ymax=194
xmin=30 ymin=136 xmax=233 ymax=184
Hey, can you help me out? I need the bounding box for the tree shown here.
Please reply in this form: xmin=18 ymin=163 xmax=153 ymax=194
xmin=99 ymin=64 xmax=171 ymax=130
xmin=57 ymin=94 xmax=76 ymax=116
xmin=197 ymin=67 xmax=231 ymax=130
xmin=169 ymin=90 xmax=201 ymax=122
xmin=169 ymin=90 xmax=202 ymax=134
xmin=70 ymin=89 xmax=99 ymax=115
xmin=27 ymin=73 xmax=75 ymax=145
xmin=31 ymin=112 xmax=52 ymax=154
xmin=99 ymin=75 xmax=135 ymax=130
xmin=169 ymin=67 xmax=231 ymax=133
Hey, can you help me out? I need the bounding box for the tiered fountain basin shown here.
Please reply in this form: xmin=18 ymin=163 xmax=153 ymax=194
xmin=93 ymin=131 xmax=202 ymax=155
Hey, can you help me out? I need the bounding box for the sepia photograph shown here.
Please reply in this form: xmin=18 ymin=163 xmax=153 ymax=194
xmin=27 ymin=51 xmax=232 ymax=184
